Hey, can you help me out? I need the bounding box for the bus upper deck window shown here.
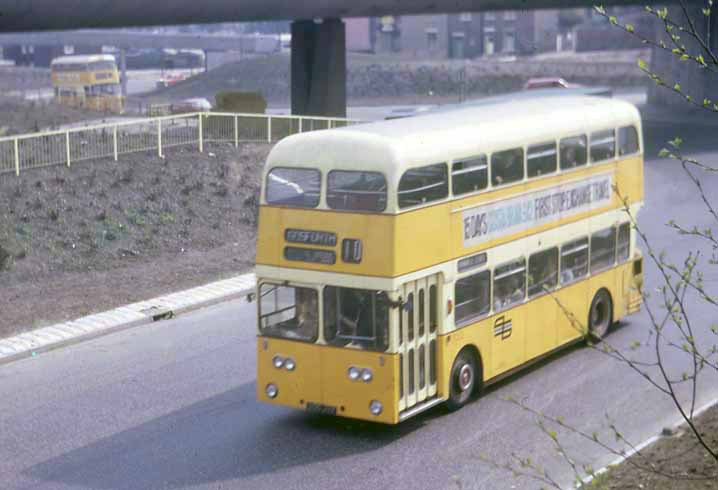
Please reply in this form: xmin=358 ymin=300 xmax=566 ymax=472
xmin=398 ymin=163 xmax=448 ymax=209
xmin=618 ymin=126 xmax=640 ymax=156
xmin=452 ymin=155 xmax=487 ymax=196
xmin=266 ymin=167 xmax=321 ymax=208
xmin=491 ymin=148 xmax=524 ymax=187
xmin=527 ymin=142 xmax=557 ymax=178
xmin=590 ymin=129 xmax=616 ymax=163
xmin=327 ymin=170 xmax=387 ymax=212
xmin=559 ymin=135 xmax=587 ymax=170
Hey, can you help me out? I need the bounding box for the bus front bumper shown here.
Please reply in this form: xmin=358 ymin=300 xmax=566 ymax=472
xmin=257 ymin=337 xmax=400 ymax=424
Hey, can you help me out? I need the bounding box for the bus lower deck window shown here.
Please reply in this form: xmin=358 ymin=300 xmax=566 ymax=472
xmin=455 ymin=270 xmax=490 ymax=324
xmin=323 ymin=287 xmax=389 ymax=352
xmin=528 ymin=247 xmax=559 ymax=297
xmin=590 ymin=227 xmax=617 ymax=272
xmin=258 ymin=284 xmax=318 ymax=342
xmin=560 ymin=237 xmax=589 ymax=284
xmin=493 ymin=259 xmax=526 ymax=311
xmin=617 ymin=223 xmax=630 ymax=262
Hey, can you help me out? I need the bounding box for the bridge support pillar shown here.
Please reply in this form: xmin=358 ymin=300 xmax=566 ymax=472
xmin=119 ymin=48 xmax=127 ymax=97
xmin=291 ymin=18 xmax=346 ymax=117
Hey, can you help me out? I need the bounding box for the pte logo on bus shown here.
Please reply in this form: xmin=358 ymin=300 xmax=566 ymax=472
xmin=493 ymin=316 xmax=513 ymax=340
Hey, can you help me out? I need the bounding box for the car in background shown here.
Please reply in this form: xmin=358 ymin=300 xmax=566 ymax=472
xmin=170 ymin=97 xmax=212 ymax=113
xmin=156 ymin=73 xmax=188 ymax=89
xmin=523 ymin=77 xmax=583 ymax=90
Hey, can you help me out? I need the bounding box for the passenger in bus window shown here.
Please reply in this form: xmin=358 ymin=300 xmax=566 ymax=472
xmin=295 ymin=289 xmax=318 ymax=337
xmin=561 ymin=265 xmax=574 ymax=284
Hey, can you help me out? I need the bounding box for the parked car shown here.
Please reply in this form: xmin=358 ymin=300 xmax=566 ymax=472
xmin=523 ymin=77 xmax=582 ymax=90
xmin=170 ymin=98 xmax=212 ymax=113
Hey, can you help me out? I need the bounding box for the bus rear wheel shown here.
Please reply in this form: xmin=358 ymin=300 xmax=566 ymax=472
xmin=446 ymin=349 xmax=480 ymax=412
xmin=588 ymin=289 xmax=613 ymax=341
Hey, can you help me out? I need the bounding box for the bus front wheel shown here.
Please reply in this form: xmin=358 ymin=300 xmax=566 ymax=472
xmin=588 ymin=289 xmax=613 ymax=341
xmin=446 ymin=348 xmax=480 ymax=412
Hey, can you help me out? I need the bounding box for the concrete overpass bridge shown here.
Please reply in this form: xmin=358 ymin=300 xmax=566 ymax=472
xmin=0 ymin=0 xmax=713 ymax=115
xmin=0 ymin=30 xmax=278 ymax=53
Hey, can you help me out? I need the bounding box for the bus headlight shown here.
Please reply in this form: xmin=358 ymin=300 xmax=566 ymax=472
xmin=284 ymin=357 xmax=296 ymax=371
xmin=273 ymin=355 xmax=284 ymax=369
xmin=265 ymin=383 xmax=278 ymax=399
xmin=361 ymin=368 xmax=373 ymax=382
xmin=348 ymin=366 xmax=360 ymax=380
xmin=370 ymin=400 xmax=382 ymax=416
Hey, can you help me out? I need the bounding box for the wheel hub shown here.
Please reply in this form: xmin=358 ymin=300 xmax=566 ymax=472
xmin=458 ymin=364 xmax=473 ymax=392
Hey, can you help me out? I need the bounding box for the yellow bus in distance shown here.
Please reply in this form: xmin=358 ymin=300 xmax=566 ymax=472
xmin=51 ymin=54 xmax=123 ymax=113
xmin=255 ymin=95 xmax=644 ymax=424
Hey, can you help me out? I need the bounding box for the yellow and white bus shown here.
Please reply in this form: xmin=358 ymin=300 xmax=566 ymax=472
xmin=255 ymin=95 xmax=644 ymax=424
xmin=50 ymin=54 xmax=123 ymax=113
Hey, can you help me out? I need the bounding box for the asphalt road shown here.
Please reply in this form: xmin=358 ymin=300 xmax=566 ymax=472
xmin=2 ymin=120 xmax=718 ymax=490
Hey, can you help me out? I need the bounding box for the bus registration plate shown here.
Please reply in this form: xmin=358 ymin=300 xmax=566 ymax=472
xmin=306 ymin=402 xmax=337 ymax=416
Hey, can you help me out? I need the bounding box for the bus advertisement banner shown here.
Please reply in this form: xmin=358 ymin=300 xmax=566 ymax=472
xmin=462 ymin=173 xmax=613 ymax=248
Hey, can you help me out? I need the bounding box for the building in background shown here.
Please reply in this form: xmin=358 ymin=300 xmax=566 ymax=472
xmin=4 ymin=44 xmax=101 ymax=67
xmin=347 ymin=11 xmax=559 ymax=59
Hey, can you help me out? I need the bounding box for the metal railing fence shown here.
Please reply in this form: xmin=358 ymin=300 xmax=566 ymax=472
xmin=0 ymin=112 xmax=361 ymax=176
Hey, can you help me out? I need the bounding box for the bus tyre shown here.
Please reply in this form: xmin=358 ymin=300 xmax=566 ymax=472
xmin=446 ymin=349 xmax=480 ymax=412
xmin=588 ymin=289 xmax=613 ymax=341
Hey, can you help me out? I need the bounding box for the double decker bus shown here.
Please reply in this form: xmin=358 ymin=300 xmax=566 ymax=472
xmin=255 ymin=95 xmax=644 ymax=424
xmin=50 ymin=54 xmax=123 ymax=113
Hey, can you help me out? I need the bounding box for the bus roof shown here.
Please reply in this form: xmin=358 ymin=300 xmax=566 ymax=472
xmin=266 ymin=95 xmax=641 ymax=184
xmin=51 ymin=54 xmax=117 ymax=65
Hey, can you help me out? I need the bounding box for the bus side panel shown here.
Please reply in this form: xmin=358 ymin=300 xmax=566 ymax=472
xmin=395 ymin=204 xmax=451 ymax=277
xmin=615 ymin=261 xmax=634 ymax=321
xmin=438 ymin=317 xmax=495 ymax=397
xmin=615 ymin=155 xmax=644 ymax=205
xmin=490 ymin=306 xmax=525 ymax=376
xmin=256 ymin=207 xmax=396 ymax=276
xmin=255 ymin=207 xmax=282 ymax=267
xmin=555 ymin=280 xmax=590 ymax=345
xmin=524 ymin=294 xmax=558 ymax=361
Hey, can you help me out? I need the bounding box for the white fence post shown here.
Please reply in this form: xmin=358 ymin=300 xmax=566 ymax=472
xmin=298 ymin=117 xmax=302 ymax=134
xmin=267 ymin=116 xmax=272 ymax=143
xmin=65 ymin=131 xmax=71 ymax=167
xmin=198 ymin=113 xmax=204 ymax=152
xmin=234 ymin=115 xmax=239 ymax=147
xmin=113 ymin=126 xmax=118 ymax=161
xmin=157 ymin=119 xmax=163 ymax=157
xmin=13 ymin=138 xmax=19 ymax=176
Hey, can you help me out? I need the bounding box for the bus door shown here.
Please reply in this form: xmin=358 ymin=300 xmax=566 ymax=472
xmin=398 ymin=274 xmax=440 ymax=412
